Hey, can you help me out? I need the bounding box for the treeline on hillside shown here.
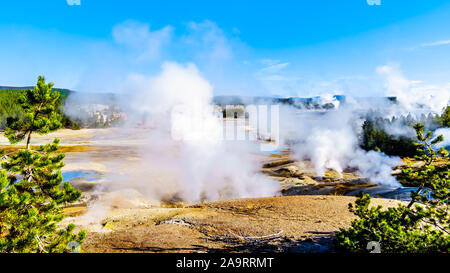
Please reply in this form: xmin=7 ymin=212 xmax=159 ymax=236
xmin=437 ymin=105 xmax=450 ymax=127
xmin=0 ymin=89 xmax=79 ymax=130
xmin=0 ymin=89 xmax=123 ymax=130
xmin=360 ymin=107 xmax=449 ymax=157
xmin=0 ymin=90 xmax=26 ymax=130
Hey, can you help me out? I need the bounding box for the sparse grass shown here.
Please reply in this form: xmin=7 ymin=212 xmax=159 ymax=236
xmin=63 ymin=206 xmax=89 ymax=217
xmin=402 ymin=156 xmax=450 ymax=167
xmin=316 ymin=182 xmax=377 ymax=196
xmin=160 ymin=201 xmax=185 ymax=208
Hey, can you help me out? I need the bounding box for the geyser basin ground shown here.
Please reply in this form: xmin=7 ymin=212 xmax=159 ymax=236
xmin=0 ymin=128 xmax=416 ymax=252
xmin=63 ymin=195 xmax=405 ymax=253
xmin=0 ymin=127 xmax=418 ymax=202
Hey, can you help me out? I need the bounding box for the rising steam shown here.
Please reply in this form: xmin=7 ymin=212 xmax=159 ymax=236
xmin=279 ymin=104 xmax=402 ymax=187
xmin=276 ymin=64 xmax=449 ymax=188
xmin=108 ymin=62 xmax=280 ymax=203
xmin=62 ymin=19 xmax=450 ymax=211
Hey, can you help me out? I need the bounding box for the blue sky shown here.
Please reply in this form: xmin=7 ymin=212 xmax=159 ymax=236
xmin=1 ymin=0 xmax=450 ymax=97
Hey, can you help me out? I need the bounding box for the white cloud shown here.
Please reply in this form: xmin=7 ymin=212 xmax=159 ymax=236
xmin=183 ymin=20 xmax=233 ymax=63
xmin=253 ymin=59 xmax=298 ymax=96
xmin=261 ymin=62 xmax=289 ymax=73
xmin=76 ymin=19 xmax=259 ymax=95
xmin=112 ymin=20 xmax=173 ymax=61
xmin=260 ymin=59 xmax=280 ymax=66
xmin=259 ymin=75 xmax=290 ymax=81
xmin=409 ymin=39 xmax=450 ymax=50
xmin=419 ymin=39 xmax=450 ymax=48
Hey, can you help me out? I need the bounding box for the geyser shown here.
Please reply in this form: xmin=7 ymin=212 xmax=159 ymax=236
xmin=117 ymin=62 xmax=280 ymax=203
xmin=279 ymin=105 xmax=402 ymax=187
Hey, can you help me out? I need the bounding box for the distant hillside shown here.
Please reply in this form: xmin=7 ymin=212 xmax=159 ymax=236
xmin=1 ymin=86 xmax=398 ymax=106
xmin=0 ymin=88 xmax=79 ymax=130
xmin=213 ymin=95 xmax=400 ymax=110
xmin=213 ymin=95 xmax=348 ymax=109
xmin=0 ymin=87 xmax=123 ymax=105
xmin=0 ymin=86 xmax=402 ymax=130
xmin=0 ymin=86 xmax=73 ymax=98
xmin=1 ymin=86 xmax=398 ymax=109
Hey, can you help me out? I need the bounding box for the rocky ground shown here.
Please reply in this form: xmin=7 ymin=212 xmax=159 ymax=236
xmin=260 ymin=151 xmax=378 ymax=196
xmin=63 ymin=195 xmax=404 ymax=253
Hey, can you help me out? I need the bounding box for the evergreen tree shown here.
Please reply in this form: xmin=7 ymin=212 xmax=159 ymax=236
xmin=438 ymin=106 xmax=450 ymax=127
xmin=361 ymin=119 xmax=416 ymax=157
xmin=335 ymin=123 xmax=449 ymax=253
xmin=0 ymin=76 xmax=85 ymax=253
xmin=4 ymin=76 xmax=62 ymax=149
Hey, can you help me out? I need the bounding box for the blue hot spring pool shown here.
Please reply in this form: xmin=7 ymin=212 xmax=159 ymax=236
xmin=62 ymin=170 xmax=101 ymax=183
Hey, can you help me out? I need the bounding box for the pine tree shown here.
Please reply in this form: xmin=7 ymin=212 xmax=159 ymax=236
xmin=438 ymin=106 xmax=450 ymax=127
xmin=334 ymin=123 xmax=449 ymax=253
xmin=4 ymin=76 xmax=62 ymax=149
xmin=0 ymin=76 xmax=85 ymax=253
